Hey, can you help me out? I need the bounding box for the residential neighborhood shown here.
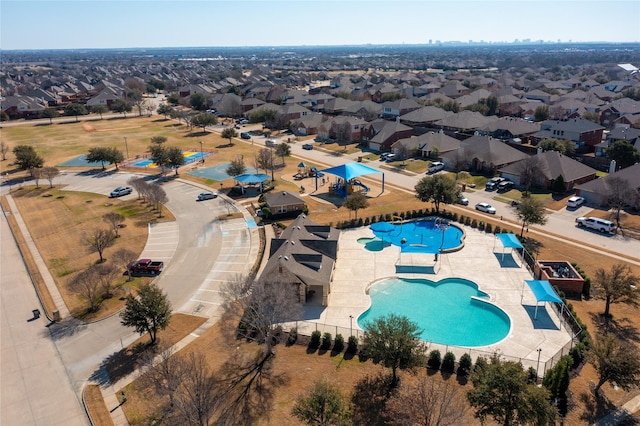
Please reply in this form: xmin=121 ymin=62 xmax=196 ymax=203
xmin=2 ymin=42 xmax=640 ymax=425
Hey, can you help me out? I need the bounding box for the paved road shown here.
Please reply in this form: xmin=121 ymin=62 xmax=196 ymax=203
xmin=1 ymin=210 xmax=89 ymax=425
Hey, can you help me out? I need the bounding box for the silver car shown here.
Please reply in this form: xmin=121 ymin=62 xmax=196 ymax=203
xmin=475 ymin=202 xmax=496 ymax=214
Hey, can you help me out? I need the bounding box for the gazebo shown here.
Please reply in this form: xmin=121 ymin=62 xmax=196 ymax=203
xmin=234 ymin=173 xmax=271 ymax=193
xmin=318 ymin=162 xmax=384 ymax=197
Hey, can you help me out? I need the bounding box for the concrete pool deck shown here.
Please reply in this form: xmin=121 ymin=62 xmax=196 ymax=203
xmin=297 ymin=225 xmax=575 ymax=375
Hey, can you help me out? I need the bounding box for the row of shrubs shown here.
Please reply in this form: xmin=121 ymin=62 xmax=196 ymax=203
xmin=332 ymin=208 xmax=506 ymax=235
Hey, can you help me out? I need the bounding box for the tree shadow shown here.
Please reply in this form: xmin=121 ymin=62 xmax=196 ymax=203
xmin=185 ymin=131 xmax=209 ymax=138
xmin=44 ymin=317 xmax=88 ymax=340
xmin=213 ymin=349 xmax=287 ymax=425
xmin=92 ymin=341 xmax=153 ymax=385
xmin=351 ymin=373 xmax=396 ymax=426
xmin=588 ymin=312 xmax=640 ymax=343
xmin=578 ymin=390 xmax=623 ymax=424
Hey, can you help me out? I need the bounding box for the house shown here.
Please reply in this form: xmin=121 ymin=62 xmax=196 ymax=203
xmin=363 ymin=119 xmax=413 ymax=152
xmin=533 ymin=118 xmax=605 ymax=150
xmin=294 ymin=113 xmax=325 ymax=136
xmin=381 ymin=98 xmax=421 ymax=118
xmin=599 ymin=98 xmax=640 ymax=128
xmin=263 ymin=191 xmax=306 ymax=216
xmin=575 ymin=163 xmax=640 ymax=209
xmin=434 ymin=110 xmax=499 ymax=134
xmin=259 ymin=214 xmax=339 ymax=305
xmin=240 ymin=97 xmax=265 ymax=113
xmin=391 ymin=131 xmax=460 ymax=159
xmin=442 ymin=135 xmax=528 ymax=173
xmin=322 ymin=116 xmax=367 ymax=142
xmin=279 ymin=103 xmax=312 ymax=121
xmin=399 ymin=106 xmax=453 ymax=127
xmin=478 ymin=117 xmax=540 ymax=143
xmin=498 ymin=150 xmax=598 ymax=190
xmin=1 ymin=95 xmax=46 ymax=119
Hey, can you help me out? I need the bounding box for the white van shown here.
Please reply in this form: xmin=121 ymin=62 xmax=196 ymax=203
xmin=575 ymin=217 xmax=615 ymax=233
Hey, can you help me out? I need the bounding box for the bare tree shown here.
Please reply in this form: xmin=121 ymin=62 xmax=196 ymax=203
xmin=255 ymin=148 xmax=273 ymax=174
xmin=335 ymin=122 xmax=352 ymax=143
xmin=592 ymin=263 xmax=639 ymax=317
xmin=83 ymin=228 xmax=115 ymax=263
xmin=103 ymin=212 xmax=125 ymax=238
xmin=385 ymin=376 xmax=467 ymax=426
xmin=606 ymin=177 xmax=634 ymax=230
xmin=518 ymin=156 xmax=541 ymax=194
xmin=111 ymin=247 xmax=137 ymax=282
xmin=222 ymin=275 xmax=303 ymax=369
xmin=147 ymin=184 xmax=168 ymax=217
xmin=138 ymin=344 xmax=185 ymax=411
xmin=69 ymin=267 xmax=100 ymax=312
xmin=172 ymin=352 xmax=218 ymax=426
xmin=127 ymin=176 xmax=147 ymax=200
xmin=0 ymin=141 xmax=9 ymax=161
xmin=93 ymin=263 xmax=120 ymax=299
xmin=41 ymin=166 xmax=60 ymax=188
xmin=31 ymin=167 xmax=44 ymax=188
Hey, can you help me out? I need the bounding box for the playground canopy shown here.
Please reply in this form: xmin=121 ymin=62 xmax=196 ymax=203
xmin=524 ymin=279 xmax=563 ymax=320
xmin=318 ymin=162 xmax=384 ymax=195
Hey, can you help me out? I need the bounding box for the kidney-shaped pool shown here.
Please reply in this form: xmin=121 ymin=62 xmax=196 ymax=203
xmin=359 ymin=277 xmax=511 ymax=347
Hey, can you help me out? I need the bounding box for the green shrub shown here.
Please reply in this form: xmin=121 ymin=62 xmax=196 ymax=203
xmin=333 ymin=334 xmax=345 ymax=353
xmin=582 ymin=277 xmax=591 ymax=299
xmin=569 ymin=342 xmax=587 ymax=368
xmin=527 ymin=367 xmax=538 ymax=384
xmin=309 ymin=330 xmax=321 ymax=348
xmin=458 ymin=214 xmax=465 ymax=224
xmin=321 ymin=332 xmax=332 ymax=349
xmin=379 ymin=214 xmax=385 ymax=222
xmin=370 ymin=215 xmax=377 ymax=224
xmin=452 ymin=212 xmax=458 ymax=222
xmin=485 ymin=223 xmax=493 ymax=233
xmin=471 ymin=219 xmax=478 ymax=228
xmin=399 ymin=211 xmax=405 ymax=219
xmin=347 ymin=336 xmax=358 ymax=353
xmin=287 ymin=328 xmax=298 ymax=345
xmin=494 ymin=225 xmax=501 ymax=234
xmin=464 ymin=217 xmax=471 ymax=226
xmin=427 ymin=350 xmax=442 ymax=370
xmin=364 ymin=217 xmax=370 ymax=226
xmin=457 ymin=353 xmax=472 ymax=376
xmin=478 ymin=221 xmax=485 ymax=231
xmin=474 ymin=356 xmax=488 ymax=372
xmin=357 ymin=218 xmax=363 ymax=227
xmin=442 ymin=352 xmax=456 ymax=373
xmin=385 ymin=213 xmax=392 ymax=221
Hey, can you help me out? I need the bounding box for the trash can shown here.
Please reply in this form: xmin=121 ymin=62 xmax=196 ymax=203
xmin=32 ymin=309 xmax=40 ymax=319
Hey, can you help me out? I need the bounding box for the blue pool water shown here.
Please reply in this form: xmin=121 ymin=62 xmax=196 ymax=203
xmin=368 ymin=219 xmax=464 ymax=253
xmin=358 ymin=277 xmax=511 ymax=347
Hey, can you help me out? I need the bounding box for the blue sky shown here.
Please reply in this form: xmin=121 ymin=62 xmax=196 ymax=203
xmin=2 ymin=0 xmax=639 ymax=50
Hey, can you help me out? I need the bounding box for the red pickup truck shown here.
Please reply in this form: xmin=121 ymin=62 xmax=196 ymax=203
xmin=127 ymin=259 xmax=164 ymax=276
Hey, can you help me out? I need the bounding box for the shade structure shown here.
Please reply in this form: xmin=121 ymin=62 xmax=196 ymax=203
xmin=317 ymin=162 xmax=384 ymax=196
xmin=234 ymin=173 xmax=271 ymax=184
xmin=494 ymin=233 xmax=523 ymax=264
xmin=525 ymin=279 xmax=562 ymax=320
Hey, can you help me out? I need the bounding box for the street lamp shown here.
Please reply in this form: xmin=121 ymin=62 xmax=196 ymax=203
xmin=536 ymin=348 xmax=542 ymax=380
xmin=349 ymin=315 xmax=354 ymax=337
xmin=124 ymin=137 xmax=129 ymax=161
xmin=199 ymin=141 xmax=204 ymax=163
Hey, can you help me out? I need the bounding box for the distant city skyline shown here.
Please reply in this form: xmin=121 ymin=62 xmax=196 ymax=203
xmin=1 ymin=0 xmax=639 ymax=51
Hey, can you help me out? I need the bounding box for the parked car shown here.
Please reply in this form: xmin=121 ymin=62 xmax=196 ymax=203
xmin=197 ymin=191 xmax=218 ymax=201
xmin=302 ymin=143 xmax=313 ymax=150
xmin=576 ymin=216 xmax=615 ymax=233
xmin=127 ymin=259 xmax=164 ymax=276
xmin=266 ymin=139 xmax=277 ymax=147
xmin=457 ymin=195 xmax=469 ymax=205
xmin=485 ymin=177 xmax=505 ymax=191
xmin=475 ymin=202 xmax=496 ymax=214
xmin=109 ymin=186 xmax=132 ymax=198
xmin=566 ymin=196 xmax=585 ymax=208
xmin=237 ymin=119 xmax=249 ymax=125
xmin=385 ymin=153 xmax=397 ymax=162
xmin=427 ymin=161 xmax=445 ymax=173
xmin=497 ymin=180 xmax=514 ymax=192
xmin=240 ymin=132 xmax=251 ymax=139
xmin=379 ymin=152 xmax=390 ymax=161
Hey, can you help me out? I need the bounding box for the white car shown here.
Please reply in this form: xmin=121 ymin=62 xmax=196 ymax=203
xmin=427 ymin=161 xmax=445 ymax=173
xmin=109 ymin=186 xmax=132 ymax=197
xmin=566 ymin=196 xmax=585 ymax=208
xmin=475 ymin=202 xmax=496 ymax=214
xmin=457 ymin=195 xmax=469 ymax=205
xmin=197 ymin=191 xmax=218 ymax=201
xmin=265 ymin=139 xmax=277 ymax=147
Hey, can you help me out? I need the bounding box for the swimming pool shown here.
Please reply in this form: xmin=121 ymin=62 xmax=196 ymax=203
xmin=367 ymin=218 xmax=464 ymax=253
xmin=358 ymin=277 xmax=511 ymax=347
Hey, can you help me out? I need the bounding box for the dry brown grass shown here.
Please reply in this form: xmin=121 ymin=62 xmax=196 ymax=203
xmin=10 ymin=186 xmax=174 ymax=320
xmin=83 ymin=384 xmax=114 ymax=426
